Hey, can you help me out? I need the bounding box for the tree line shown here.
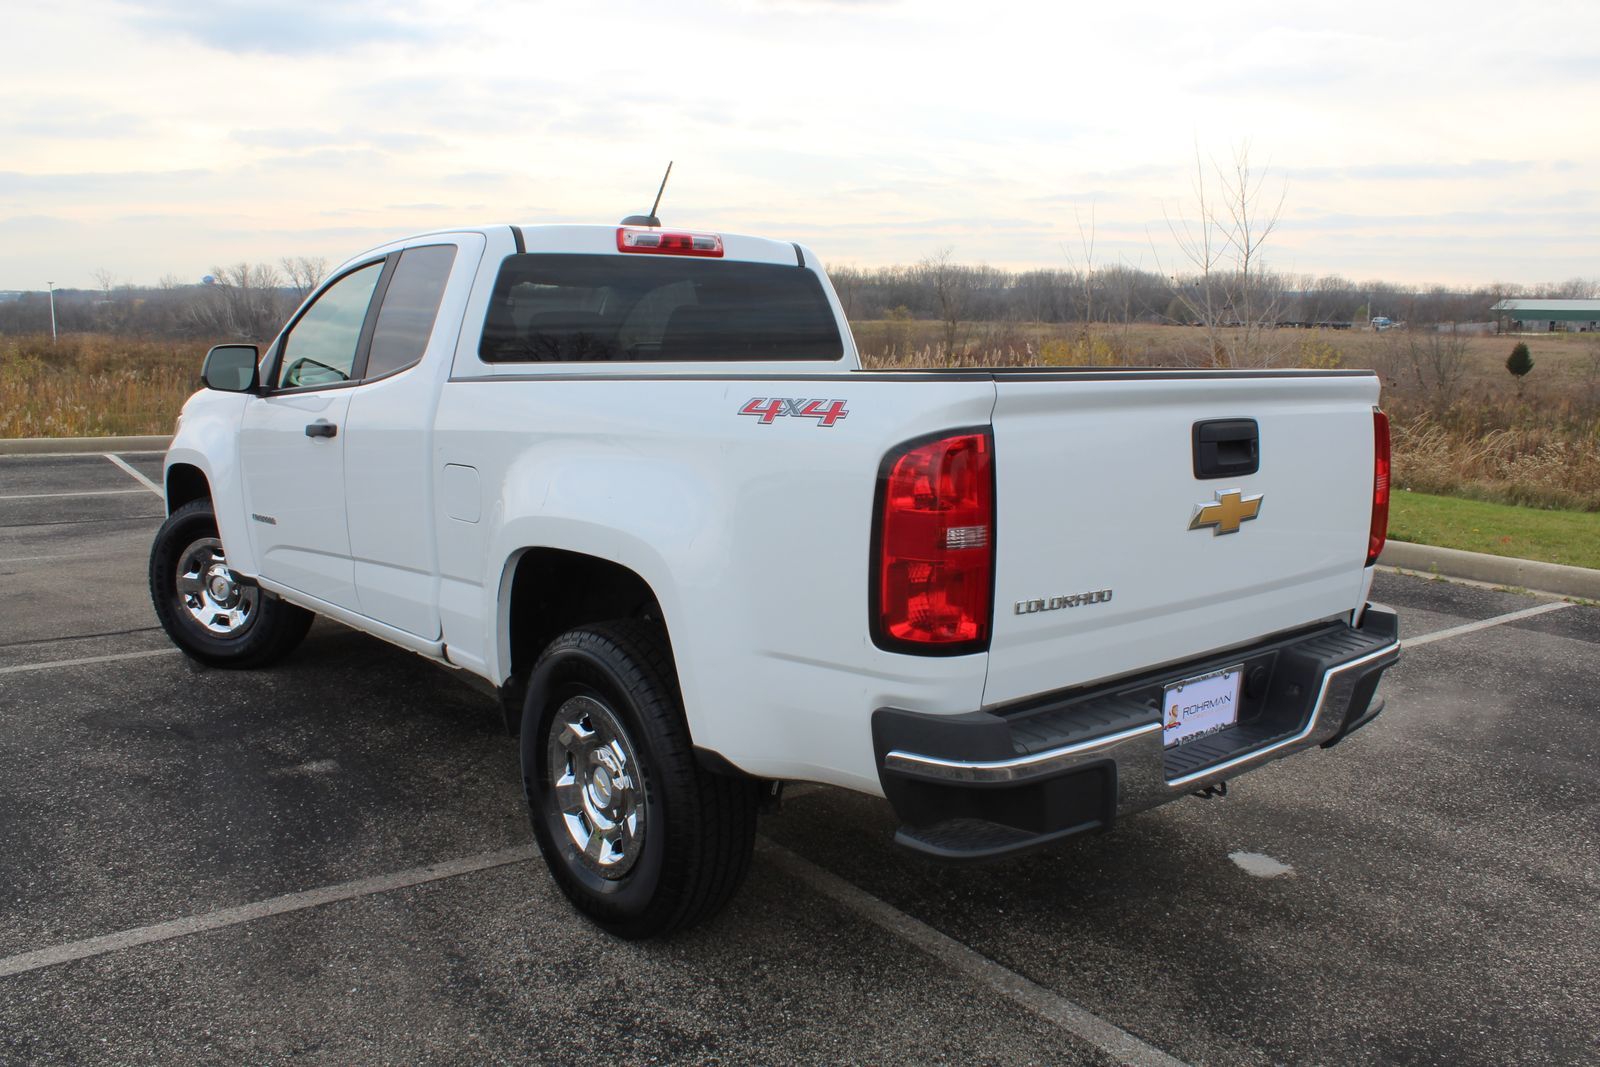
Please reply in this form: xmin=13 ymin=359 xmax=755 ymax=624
xmin=0 ymin=258 xmax=327 ymax=343
xmin=2 ymin=254 xmax=1593 ymax=345
xmin=829 ymin=261 xmax=1596 ymax=331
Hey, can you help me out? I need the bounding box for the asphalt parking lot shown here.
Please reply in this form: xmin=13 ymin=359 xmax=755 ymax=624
xmin=2 ymin=450 xmax=1596 ymax=1066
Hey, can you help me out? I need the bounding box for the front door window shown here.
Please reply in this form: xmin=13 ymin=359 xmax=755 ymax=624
xmin=277 ymin=262 xmax=383 ymax=388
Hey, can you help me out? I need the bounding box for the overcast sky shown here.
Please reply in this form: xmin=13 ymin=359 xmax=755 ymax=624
xmin=4 ymin=0 xmax=1597 ymax=290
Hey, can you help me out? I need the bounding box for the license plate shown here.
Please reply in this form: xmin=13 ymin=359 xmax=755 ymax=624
xmin=1162 ymin=665 xmax=1243 ymax=748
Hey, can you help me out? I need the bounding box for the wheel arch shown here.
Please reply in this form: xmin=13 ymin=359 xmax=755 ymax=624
xmin=498 ymin=547 xmax=671 ymax=735
xmin=165 ymin=462 xmax=211 ymax=515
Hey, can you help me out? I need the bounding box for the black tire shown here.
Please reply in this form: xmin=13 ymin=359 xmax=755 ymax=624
xmin=521 ymin=620 xmax=759 ymax=939
xmin=148 ymin=499 xmax=313 ymax=668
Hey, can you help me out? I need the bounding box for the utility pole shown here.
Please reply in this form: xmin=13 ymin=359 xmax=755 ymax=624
xmin=47 ymin=282 xmax=57 ymax=343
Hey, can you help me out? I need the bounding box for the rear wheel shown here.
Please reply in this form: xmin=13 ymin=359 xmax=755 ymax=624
xmin=149 ymin=500 xmax=313 ymax=668
xmin=522 ymin=620 xmax=759 ymax=939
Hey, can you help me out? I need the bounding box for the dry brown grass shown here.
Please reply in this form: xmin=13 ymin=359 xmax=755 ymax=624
xmin=1391 ymin=416 xmax=1600 ymax=512
xmin=0 ymin=334 xmax=204 ymax=438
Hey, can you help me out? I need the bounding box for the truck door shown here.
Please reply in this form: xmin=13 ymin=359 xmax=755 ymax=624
xmin=342 ymin=239 xmax=476 ymax=639
xmin=238 ymin=259 xmax=385 ymax=611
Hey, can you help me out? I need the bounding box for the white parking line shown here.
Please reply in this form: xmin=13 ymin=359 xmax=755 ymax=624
xmin=0 ymin=489 xmax=152 ymax=501
xmin=0 ymin=649 xmax=179 ymax=676
xmin=757 ymin=839 xmax=1191 ymax=1067
xmin=0 ymin=823 xmax=1188 ymax=1067
xmin=1403 ymin=600 xmax=1573 ymax=649
xmin=0 ymin=846 xmax=537 ymax=980
xmin=103 ymin=453 xmax=163 ymax=496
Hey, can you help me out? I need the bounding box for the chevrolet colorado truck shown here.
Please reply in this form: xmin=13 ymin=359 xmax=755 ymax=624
xmin=150 ymin=222 xmax=1400 ymax=938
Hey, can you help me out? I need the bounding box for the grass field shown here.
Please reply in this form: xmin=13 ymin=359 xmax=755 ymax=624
xmin=0 ymin=334 xmax=203 ymax=438
xmin=1388 ymin=490 xmax=1600 ymax=570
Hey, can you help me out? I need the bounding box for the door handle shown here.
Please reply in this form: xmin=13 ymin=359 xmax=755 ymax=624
xmin=1192 ymin=418 xmax=1258 ymax=479
xmin=304 ymin=421 xmax=338 ymax=439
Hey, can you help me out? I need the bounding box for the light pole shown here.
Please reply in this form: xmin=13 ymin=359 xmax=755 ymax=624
xmin=46 ymin=282 xmax=57 ymax=343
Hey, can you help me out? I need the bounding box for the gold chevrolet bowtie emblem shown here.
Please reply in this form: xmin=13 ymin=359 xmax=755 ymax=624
xmin=1189 ymin=489 xmax=1264 ymax=536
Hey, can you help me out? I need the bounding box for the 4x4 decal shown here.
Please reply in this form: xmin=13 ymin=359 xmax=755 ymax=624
xmin=739 ymin=398 xmax=850 ymax=427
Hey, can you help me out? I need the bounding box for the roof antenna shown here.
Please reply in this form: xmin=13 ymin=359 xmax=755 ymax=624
xmin=621 ymin=161 xmax=672 ymax=227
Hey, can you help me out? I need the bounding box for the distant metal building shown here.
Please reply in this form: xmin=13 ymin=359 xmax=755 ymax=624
xmin=1490 ymin=298 xmax=1600 ymax=333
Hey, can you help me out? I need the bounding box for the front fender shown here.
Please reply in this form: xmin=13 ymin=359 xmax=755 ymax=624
xmin=164 ymin=389 xmax=254 ymax=574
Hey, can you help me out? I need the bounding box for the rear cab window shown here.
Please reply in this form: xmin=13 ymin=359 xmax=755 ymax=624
xmin=366 ymin=244 xmax=457 ymax=380
xmin=478 ymin=254 xmax=844 ymax=364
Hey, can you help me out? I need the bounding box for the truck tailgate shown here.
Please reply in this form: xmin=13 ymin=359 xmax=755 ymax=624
xmin=982 ymin=372 xmax=1381 ymax=708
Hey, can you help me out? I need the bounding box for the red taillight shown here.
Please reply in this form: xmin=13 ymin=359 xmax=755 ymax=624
xmin=1367 ymin=409 xmax=1391 ymax=566
xmin=616 ymin=228 xmax=724 ymax=257
xmin=872 ymin=431 xmax=994 ymax=653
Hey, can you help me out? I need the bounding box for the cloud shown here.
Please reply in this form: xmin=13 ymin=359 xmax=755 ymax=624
xmin=0 ymin=169 xmax=213 ymax=196
xmin=1288 ymin=209 xmax=1600 ymax=234
xmin=0 ymin=99 xmax=151 ymax=140
xmin=1186 ymin=28 xmax=1391 ymax=95
xmin=255 ymin=147 xmax=389 ymax=170
xmin=1282 ymin=160 xmax=1556 ymax=182
xmin=125 ymin=0 xmax=429 ymax=55
xmin=0 ymin=214 xmax=83 ymax=236
xmin=231 ymin=127 xmax=444 ymax=152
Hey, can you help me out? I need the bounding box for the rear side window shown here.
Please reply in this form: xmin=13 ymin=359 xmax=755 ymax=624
xmin=478 ymin=253 xmax=843 ymax=363
xmin=366 ymin=245 xmax=457 ymax=379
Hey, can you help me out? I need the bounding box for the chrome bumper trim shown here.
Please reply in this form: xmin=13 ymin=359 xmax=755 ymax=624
xmin=883 ymin=722 xmax=1162 ymax=784
xmin=1165 ymin=641 xmax=1399 ymax=788
xmin=881 ymin=639 xmax=1400 ymax=806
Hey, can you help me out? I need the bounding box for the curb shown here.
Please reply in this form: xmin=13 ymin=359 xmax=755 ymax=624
xmin=0 ymin=435 xmax=172 ymax=456
xmin=1379 ymin=541 xmax=1600 ymax=601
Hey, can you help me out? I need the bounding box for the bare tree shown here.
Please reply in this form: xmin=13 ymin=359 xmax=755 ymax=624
xmin=1546 ymin=277 xmax=1600 ymax=299
xmin=1393 ymin=326 xmax=1469 ymax=413
xmin=1161 ymin=143 xmax=1288 ymax=366
xmin=280 ymin=256 xmax=328 ymax=303
xmin=1013 ymin=269 xmax=1067 ymax=324
xmin=918 ymin=248 xmax=973 ymax=357
xmin=190 ymin=262 xmax=288 ymax=342
xmin=90 ymin=268 xmax=117 ymax=300
xmin=1067 ymin=205 xmax=1097 ymax=337
xmin=1580 ymin=334 xmax=1600 ymax=409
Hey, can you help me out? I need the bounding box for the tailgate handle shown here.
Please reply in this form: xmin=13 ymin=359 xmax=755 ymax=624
xmin=1193 ymin=419 xmax=1258 ymax=479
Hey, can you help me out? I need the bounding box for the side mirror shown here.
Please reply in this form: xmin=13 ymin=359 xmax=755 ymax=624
xmin=201 ymin=345 xmax=260 ymax=392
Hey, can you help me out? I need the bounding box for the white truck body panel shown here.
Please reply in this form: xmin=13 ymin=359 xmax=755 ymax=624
xmin=432 ymin=374 xmax=997 ymax=791
xmin=238 ymin=389 xmax=357 ymax=609
xmin=983 ymin=374 xmax=1380 ymax=707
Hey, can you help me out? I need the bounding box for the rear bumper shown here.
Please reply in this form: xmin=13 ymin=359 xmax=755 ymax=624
xmin=872 ymin=605 xmax=1401 ymax=860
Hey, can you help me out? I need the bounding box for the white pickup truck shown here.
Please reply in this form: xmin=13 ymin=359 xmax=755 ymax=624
xmin=151 ymin=222 xmax=1400 ymax=937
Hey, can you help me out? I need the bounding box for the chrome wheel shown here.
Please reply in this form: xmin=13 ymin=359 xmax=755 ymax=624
xmin=548 ymin=694 xmax=646 ymax=879
xmin=175 ymin=536 xmax=258 ymax=637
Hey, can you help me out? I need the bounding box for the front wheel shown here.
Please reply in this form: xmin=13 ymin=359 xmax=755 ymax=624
xmin=522 ymin=621 xmax=759 ymax=939
xmin=148 ymin=499 xmax=312 ymax=668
